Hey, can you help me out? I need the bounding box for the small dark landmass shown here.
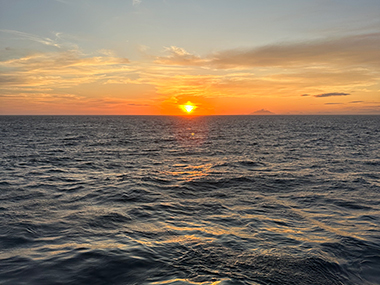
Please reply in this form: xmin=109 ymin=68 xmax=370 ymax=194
xmin=250 ymin=109 xmax=275 ymax=115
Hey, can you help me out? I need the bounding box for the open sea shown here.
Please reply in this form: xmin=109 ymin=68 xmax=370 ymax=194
xmin=0 ymin=115 xmax=379 ymax=285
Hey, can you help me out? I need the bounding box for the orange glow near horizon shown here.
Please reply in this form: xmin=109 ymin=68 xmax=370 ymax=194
xmin=179 ymin=101 xmax=198 ymax=114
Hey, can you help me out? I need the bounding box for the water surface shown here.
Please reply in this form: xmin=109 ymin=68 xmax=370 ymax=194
xmin=1 ymin=115 xmax=379 ymax=284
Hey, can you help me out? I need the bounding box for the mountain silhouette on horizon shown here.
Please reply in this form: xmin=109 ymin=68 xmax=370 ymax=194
xmin=250 ymin=109 xmax=275 ymax=115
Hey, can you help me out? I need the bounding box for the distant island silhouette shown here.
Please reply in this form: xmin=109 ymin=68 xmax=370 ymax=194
xmin=250 ymin=109 xmax=275 ymax=115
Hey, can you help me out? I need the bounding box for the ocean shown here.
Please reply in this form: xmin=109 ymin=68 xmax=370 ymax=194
xmin=0 ymin=115 xmax=379 ymax=285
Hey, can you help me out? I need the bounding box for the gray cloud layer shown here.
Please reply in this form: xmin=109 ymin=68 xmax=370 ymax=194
xmin=156 ymin=33 xmax=380 ymax=69
xmin=211 ymin=33 xmax=380 ymax=68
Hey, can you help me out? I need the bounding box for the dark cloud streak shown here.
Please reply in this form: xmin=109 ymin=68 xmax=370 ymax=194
xmin=128 ymin=103 xmax=150 ymax=106
xmin=314 ymin=92 xmax=350 ymax=98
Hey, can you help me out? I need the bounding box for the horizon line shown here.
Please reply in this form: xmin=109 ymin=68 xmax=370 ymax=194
xmin=1 ymin=114 xmax=379 ymax=116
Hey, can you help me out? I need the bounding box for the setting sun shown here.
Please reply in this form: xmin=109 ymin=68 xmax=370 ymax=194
xmin=179 ymin=101 xmax=197 ymax=114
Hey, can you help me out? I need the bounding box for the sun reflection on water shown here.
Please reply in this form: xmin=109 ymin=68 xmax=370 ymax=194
xmin=163 ymin=164 xmax=213 ymax=182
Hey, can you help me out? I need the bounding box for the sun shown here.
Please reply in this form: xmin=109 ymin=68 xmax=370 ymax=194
xmin=179 ymin=101 xmax=197 ymax=114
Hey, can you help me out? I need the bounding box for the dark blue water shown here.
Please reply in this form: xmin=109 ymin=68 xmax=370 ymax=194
xmin=1 ymin=115 xmax=379 ymax=285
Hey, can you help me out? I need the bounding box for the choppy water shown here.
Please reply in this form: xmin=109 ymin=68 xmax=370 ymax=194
xmin=1 ymin=115 xmax=379 ymax=285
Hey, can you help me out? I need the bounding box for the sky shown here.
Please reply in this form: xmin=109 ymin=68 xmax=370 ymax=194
xmin=0 ymin=0 xmax=379 ymax=115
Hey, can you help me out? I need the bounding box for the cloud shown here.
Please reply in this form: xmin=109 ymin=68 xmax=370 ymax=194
xmin=0 ymin=75 xmax=24 ymax=85
xmin=0 ymin=49 xmax=132 ymax=89
xmin=0 ymin=29 xmax=63 ymax=49
xmin=213 ymin=33 xmax=380 ymax=69
xmin=1 ymin=51 xmax=129 ymax=70
xmin=155 ymin=46 xmax=205 ymax=66
xmin=325 ymin=103 xmax=343 ymax=105
xmin=350 ymin=101 xmax=363 ymax=103
xmin=133 ymin=0 xmax=142 ymax=6
xmin=128 ymin=103 xmax=150 ymax=106
xmin=156 ymin=33 xmax=380 ymax=69
xmin=301 ymin=94 xmax=309 ymax=97
xmin=314 ymin=92 xmax=350 ymax=98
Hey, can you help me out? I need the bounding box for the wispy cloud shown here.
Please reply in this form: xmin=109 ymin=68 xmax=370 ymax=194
xmin=0 ymin=49 xmax=132 ymax=90
xmin=155 ymin=46 xmax=204 ymax=66
xmin=0 ymin=29 xmax=63 ymax=49
xmin=314 ymin=92 xmax=350 ymax=98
